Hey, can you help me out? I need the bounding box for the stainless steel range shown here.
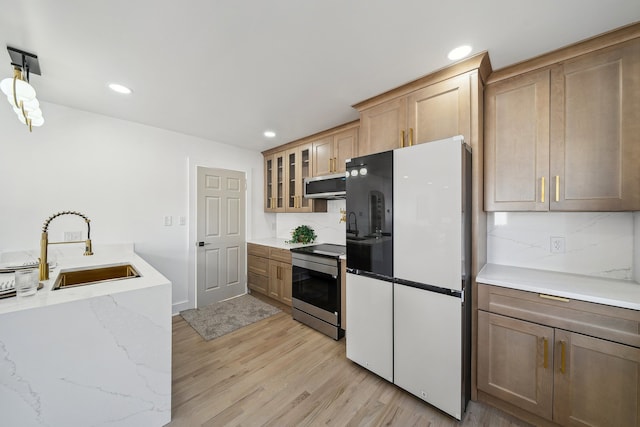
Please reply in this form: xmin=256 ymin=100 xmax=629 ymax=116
xmin=289 ymin=243 xmax=345 ymax=340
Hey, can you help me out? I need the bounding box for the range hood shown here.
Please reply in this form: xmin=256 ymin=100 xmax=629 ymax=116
xmin=304 ymin=173 xmax=346 ymax=199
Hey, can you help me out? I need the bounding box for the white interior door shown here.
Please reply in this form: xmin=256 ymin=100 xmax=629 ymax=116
xmin=196 ymin=167 xmax=246 ymax=307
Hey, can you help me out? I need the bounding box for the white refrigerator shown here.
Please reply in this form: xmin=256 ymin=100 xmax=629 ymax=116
xmin=346 ymin=135 xmax=471 ymax=420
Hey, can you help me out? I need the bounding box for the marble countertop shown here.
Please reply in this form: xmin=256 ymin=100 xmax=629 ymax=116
xmin=0 ymin=244 xmax=171 ymax=315
xmin=477 ymin=263 xmax=640 ymax=311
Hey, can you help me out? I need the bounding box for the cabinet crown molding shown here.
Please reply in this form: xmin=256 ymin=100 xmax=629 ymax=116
xmin=262 ymin=120 xmax=359 ymax=156
xmin=487 ymin=21 xmax=640 ymax=84
xmin=352 ymin=51 xmax=491 ymax=112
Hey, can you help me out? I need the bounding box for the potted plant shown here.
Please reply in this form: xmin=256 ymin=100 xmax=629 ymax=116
xmin=287 ymin=225 xmax=317 ymax=244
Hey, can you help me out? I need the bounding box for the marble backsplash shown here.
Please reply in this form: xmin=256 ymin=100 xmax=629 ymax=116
xmin=276 ymin=200 xmax=347 ymax=245
xmin=487 ymin=212 xmax=635 ymax=281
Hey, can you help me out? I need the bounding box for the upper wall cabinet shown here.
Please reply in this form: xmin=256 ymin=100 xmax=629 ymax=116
xmin=264 ymin=144 xmax=326 ymax=213
xmin=355 ymin=61 xmax=482 ymax=157
xmin=262 ymin=121 xmax=358 ymax=212
xmin=485 ymin=37 xmax=640 ymax=211
xmin=312 ymin=127 xmax=358 ymax=175
xmin=264 ymin=150 xmax=286 ymax=212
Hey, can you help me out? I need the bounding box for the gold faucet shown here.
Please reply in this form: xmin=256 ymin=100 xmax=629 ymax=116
xmin=39 ymin=211 xmax=94 ymax=280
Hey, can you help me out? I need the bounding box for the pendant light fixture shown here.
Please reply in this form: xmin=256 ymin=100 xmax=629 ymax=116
xmin=0 ymin=46 xmax=44 ymax=132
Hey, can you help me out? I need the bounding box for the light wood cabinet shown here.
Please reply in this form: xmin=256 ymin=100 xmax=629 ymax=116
xmin=247 ymin=244 xmax=292 ymax=306
xmin=478 ymin=311 xmax=554 ymax=419
xmin=312 ymin=127 xmax=357 ymax=175
xmin=263 ymin=121 xmax=357 ymax=212
xmin=269 ymin=259 xmax=291 ymax=304
xmin=285 ymin=143 xmax=313 ymax=212
xmin=264 ymin=151 xmax=286 ymax=212
xmin=264 ymin=145 xmax=326 ymax=213
xmin=357 ymin=73 xmax=472 ymax=156
xmin=358 ymin=97 xmax=406 ymax=155
xmin=485 ymin=37 xmax=640 ymax=211
xmin=478 ymin=284 xmax=640 ymax=426
xmin=553 ymin=329 xmax=640 ymax=427
xmin=484 ymin=69 xmax=550 ymax=211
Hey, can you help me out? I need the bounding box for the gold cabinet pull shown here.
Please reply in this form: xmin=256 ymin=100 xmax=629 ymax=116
xmin=400 ymin=130 xmax=405 ymax=148
xmin=541 ymin=176 xmax=545 ymax=203
xmin=543 ymin=337 xmax=549 ymax=369
xmin=409 ymin=128 xmax=414 ymax=146
xmin=560 ymin=340 xmax=566 ymax=374
xmin=555 ymin=176 xmax=560 ymax=202
xmin=539 ymin=294 xmax=570 ymax=303
xmin=328 ymin=158 xmax=332 ymax=172
xmin=334 ymin=157 xmax=337 ymax=172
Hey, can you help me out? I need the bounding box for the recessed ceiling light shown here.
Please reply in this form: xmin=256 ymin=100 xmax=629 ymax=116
xmin=108 ymin=83 xmax=132 ymax=94
xmin=264 ymin=130 xmax=276 ymax=138
xmin=447 ymin=45 xmax=472 ymax=61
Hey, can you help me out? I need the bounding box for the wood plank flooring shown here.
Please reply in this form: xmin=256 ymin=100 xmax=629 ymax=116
xmin=168 ymin=295 xmax=531 ymax=427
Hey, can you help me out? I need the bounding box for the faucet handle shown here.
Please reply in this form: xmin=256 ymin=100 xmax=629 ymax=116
xmin=84 ymin=239 xmax=94 ymax=256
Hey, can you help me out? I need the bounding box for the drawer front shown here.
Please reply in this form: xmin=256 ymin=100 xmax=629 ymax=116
xmin=269 ymin=247 xmax=292 ymax=263
xmin=478 ymin=284 xmax=640 ymax=348
xmin=248 ymin=272 xmax=268 ymax=295
xmin=248 ymin=254 xmax=269 ymax=276
xmin=247 ymin=243 xmax=270 ymax=258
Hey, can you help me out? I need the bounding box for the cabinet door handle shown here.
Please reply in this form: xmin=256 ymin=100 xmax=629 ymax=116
xmin=541 ymin=176 xmax=545 ymax=203
xmin=543 ymin=337 xmax=549 ymax=369
xmin=560 ymin=340 xmax=566 ymax=374
xmin=333 ymin=157 xmax=337 ymax=172
xmin=400 ymin=130 xmax=405 ymax=148
xmin=555 ymin=176 xmax=560 ymax=202
xmin=539 ymin=293 xmax=570 ymax=303
xmin=409 ymin=128 xmax=414 ymax=146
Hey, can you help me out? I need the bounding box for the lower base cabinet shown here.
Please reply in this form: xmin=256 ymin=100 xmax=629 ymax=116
xmin=247 ymin=243 xmax=292 ymax=306
xmin=478 ymin=284 xmax=640 ymax=427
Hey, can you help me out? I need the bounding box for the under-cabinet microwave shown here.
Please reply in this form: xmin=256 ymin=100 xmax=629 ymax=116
xmin=304 ymin=173 xmax=346 ymax=199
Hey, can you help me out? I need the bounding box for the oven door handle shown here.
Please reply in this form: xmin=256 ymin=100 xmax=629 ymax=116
xmin=293 ymin=259 xmax=338 ymax=277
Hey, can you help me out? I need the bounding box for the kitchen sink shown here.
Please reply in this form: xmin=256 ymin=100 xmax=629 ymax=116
xmin=52 ymin=263 xmax=141 ymax=290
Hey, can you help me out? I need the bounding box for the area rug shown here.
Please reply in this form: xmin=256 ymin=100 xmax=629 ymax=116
xmin=180 ymin=294 xmax=281 ymax=341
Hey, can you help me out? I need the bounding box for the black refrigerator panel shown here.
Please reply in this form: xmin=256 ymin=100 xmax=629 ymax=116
xmin=345 ymin=150 xmax=393 ymax=277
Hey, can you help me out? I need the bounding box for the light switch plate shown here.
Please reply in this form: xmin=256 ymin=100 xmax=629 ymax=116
xmin=164 ymin=216 xmax=172 ymax=226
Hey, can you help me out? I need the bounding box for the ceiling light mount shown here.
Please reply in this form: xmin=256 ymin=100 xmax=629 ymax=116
xmin=1 ymin=46 xmax=44 ymax=132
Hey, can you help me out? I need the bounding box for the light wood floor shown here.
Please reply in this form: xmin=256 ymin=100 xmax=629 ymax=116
xmin=168 ymin=295 xmax=531 ymax=427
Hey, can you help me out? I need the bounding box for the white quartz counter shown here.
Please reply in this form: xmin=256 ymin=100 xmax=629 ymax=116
xmin=0 ymin=243 xmax=170 ymax=315
xmin=0 ymin=244 xmax=172 ymax=426
xmin=477 ymin=263 xmax=640 ymax=311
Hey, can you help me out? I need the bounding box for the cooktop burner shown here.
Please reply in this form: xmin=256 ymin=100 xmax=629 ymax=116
xmin=290 ymin=243 xmax=346 ymax=258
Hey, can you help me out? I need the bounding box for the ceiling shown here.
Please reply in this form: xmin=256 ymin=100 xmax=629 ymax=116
xmin=1 ymin=1 xmax=639 ymax=152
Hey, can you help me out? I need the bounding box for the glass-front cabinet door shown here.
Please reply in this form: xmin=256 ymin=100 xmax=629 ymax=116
xmin=265 ymin=155 xmax=274 ymax=211
xmin=287 ymin=143 xmax=312 ymax=212
xmin=264 ymin=151 xmax=286 ymax=212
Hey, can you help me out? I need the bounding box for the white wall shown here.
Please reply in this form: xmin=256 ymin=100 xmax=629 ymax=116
xmin=0 ymin=102 xmax=272 ymax=313
xmin=276 ymin=200 xmax=346 ymax=245
xmin=487 ymin=212 xmax=635 ymax=281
